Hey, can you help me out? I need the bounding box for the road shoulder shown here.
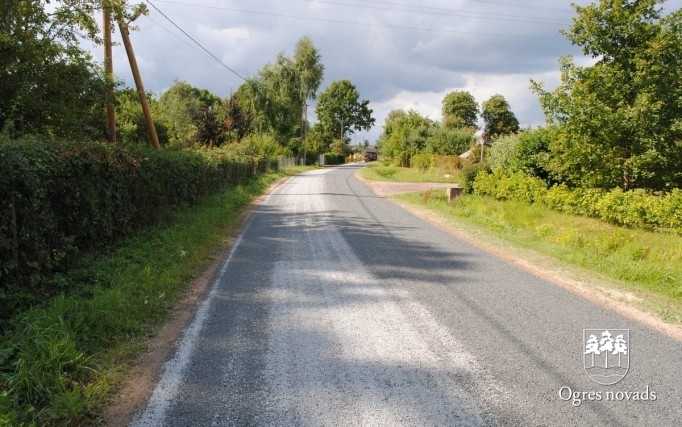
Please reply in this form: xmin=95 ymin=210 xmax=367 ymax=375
xmin=355 ymin=171 xmax=682 ymax=343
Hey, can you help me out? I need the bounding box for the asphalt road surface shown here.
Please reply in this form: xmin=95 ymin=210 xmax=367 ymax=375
xmin=132 ymin=164 xmax=682 ymax=426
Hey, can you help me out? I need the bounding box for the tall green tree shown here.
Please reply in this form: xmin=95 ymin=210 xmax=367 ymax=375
xmin=294 ymin=35 xmax=324 ymax=128
xmin=481 ymin=94 xmax=519 ymax=140
xmin=441 ymin=91 xmax=479 ymax=130
xmin=315 ymin=79 xmax=375 ymax=141
xmin=233 ymin=36 xmax=324 ymax=153
xmin=532 ymin=0 xmax=682 ymax=190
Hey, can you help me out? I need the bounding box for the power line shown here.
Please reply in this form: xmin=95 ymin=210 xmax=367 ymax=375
xmin=295 ymin=0 xmax=568 ymax=25
xmin=150 ymin=0 xmax=563 ymax=39
xmin=145 ymin=0 xmax=247 ymax=82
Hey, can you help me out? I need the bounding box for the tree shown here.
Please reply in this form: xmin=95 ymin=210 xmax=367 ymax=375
xmin=224 ymin=96 xmax=253 ymax=142
xmin=157 ymin=80 xmax=222 ymax=146
xmin=532 ymin=0 xmax=682 ymax=190
xmin=442 ymin=91 xmax=479 ymax=129
xmin=379 ymin=109 xmax=435 ymax=166
xmin=294 ymin=35 xmax=324 ymax=136
xmin=315 ymin=79 xmax=375 ymax=141
xmin=116 ymin=88 xmax=168 ymax=145
xmin=481 ymin=94 xmax=519 ymax=139
xmin=425 ymin=128 xmax=474 ymax=156
xmin=0 ymin=0 xmax=107 ymax=139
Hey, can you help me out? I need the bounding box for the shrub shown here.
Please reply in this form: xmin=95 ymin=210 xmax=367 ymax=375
xmin=410 ymin=153 xmax=462 ymax=171
xmin=410 ymin=153 xmax=433 ymax=170
xmin=488 ymin=133 xmax=520 ymax=172
xmin=461 ymin=163 xmax=491 ymax=194
xmin=467 ymin=169 xmax=682 ymax=232
xmin=0 ymin=138 xmax=268 ymax=322
xmin=322 ymin=152 xmax=346 ymax=165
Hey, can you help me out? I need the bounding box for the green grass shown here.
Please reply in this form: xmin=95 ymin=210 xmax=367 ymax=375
xmin=360 ymin=161 xmax=461 ymax=183
xmin=396 ymin=191 xmax=682 ymax=324
xmin=0 ymin=168 xmax=304 ymax=426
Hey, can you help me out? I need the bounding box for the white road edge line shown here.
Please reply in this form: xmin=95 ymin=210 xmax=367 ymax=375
xmin=129 ymin=211 xmax=259 ymax=426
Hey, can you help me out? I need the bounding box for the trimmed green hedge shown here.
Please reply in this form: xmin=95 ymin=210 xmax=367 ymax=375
xmin=472 ymin=170 xmax=682 ymax=232
xmin=0 ymin=138 xmax=269 ymax=319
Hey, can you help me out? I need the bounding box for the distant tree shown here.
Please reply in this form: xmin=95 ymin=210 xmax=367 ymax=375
xmin=315 ymin=79 xmax=375 ymax=141
xmin=425 ymin=128 xmax=474 ymax=156
xmin=294 ymin=36 xmax=324 ymax=140
xmin=116 ymin=88 xmax=168 ymax=146
xmin=379 ymin=109 xmax=435 ymax=166
xmin=481 ymin=94 xmax=519 ymax=139
xmin=194 ymin=107 xmax=225 ymax=147
xmin=442 ymin=91 xmax=479 ymax=130
xmin=157 ymin=80 xmax=222 ymax=146
xmin=532 ymin=0 xmax=682 ymax=190
xmin=224 ymin=96 xmax=253 ymax=142
xmin=233 ymin=37 xmax=324 ymax=154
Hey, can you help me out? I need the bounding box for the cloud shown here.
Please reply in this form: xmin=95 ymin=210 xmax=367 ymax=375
xmin=92 ymin=0 xmax=682 ymax=143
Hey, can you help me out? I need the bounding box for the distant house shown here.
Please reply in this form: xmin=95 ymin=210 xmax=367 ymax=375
xmin=459 ymin=131 xmax=490 ymax=160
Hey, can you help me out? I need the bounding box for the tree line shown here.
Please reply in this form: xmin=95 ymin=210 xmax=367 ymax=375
xmin=380 ymin=0 xmax=681 ymax=193
xmin=379 ymin=90 xmax=519 ymax=167
xmin=1 ymin=1 xmax=375 ymax=161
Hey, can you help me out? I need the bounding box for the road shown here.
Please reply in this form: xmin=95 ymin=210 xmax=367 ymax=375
xmin=132 ymin=164 xmax=682 ymax=426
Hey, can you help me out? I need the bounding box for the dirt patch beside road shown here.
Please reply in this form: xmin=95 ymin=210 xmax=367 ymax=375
xmin=355 ymin=174 xmax=457 ymax=197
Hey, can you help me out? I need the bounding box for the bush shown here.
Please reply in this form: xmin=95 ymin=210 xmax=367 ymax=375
xmin=322 ymin=152 xmax=346 ymax=165
xmin=460 ymin=163 xmax=491 ymax=194
xmin=410 ymin=153 xmax=462 ymax=171
xmin=473 ymin=170 xmax=547 ymax=204
xmin=468 ymin=169 xmax=682 ymax=232
xmin=0 ymin=138 xmax=268 ymax=322
xmin=488 ymin=133 xmax=520 ymax=172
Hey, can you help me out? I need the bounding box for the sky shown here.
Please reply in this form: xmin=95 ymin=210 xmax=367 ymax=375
xmin=88 ymin=0 xmax=682 ymax=143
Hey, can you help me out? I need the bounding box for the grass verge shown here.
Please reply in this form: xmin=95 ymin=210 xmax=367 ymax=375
xmin=396 ymin=191 xmax=682 ymax=325
xmin=0 ymin=168 xmax=305 ymax=426
xmin=360 ymin=161 xmax=461 ymax=183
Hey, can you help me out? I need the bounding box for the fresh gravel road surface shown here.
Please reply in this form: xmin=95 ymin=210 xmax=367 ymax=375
xmin=131 ymin=164 xmax=682 ymax=426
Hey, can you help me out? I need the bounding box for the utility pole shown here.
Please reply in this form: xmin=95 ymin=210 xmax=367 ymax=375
xmin=103 ymin=7 xmax=116 ymax=144
xmin=117 ymin=15 xmax=160 ymax=149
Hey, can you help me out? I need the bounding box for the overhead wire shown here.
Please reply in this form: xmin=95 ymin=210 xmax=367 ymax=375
xmin=149 ymin=0 xmax=564 ymax=39
xmin=294 ymin=0 xmax=568 ymax=25
xmin=145 ymin=0 xmax=247 ymax=82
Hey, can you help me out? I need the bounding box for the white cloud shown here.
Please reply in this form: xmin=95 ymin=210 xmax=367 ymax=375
xmin=89 ymin=0 xmax=682 ymax=142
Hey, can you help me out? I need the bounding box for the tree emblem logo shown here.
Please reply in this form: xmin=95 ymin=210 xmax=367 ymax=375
xmin=583 ymin=329 xmax=629 ymax=385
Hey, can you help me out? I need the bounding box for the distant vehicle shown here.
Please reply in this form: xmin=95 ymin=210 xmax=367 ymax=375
xmin=364 ymin=146 xmax=378 ymax=162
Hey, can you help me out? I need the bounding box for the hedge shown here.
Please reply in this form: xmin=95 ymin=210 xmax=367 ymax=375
xmin=0 ymin=138 xmax=270 ymax=318
xmin=322 ymin=152 xmax=346 ymax=165
xmin=472 ymin=170 xmax=682 ymax=232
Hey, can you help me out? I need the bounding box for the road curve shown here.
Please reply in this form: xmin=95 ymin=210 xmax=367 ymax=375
xmin=131 ymin=164 xmax=682 ymax=426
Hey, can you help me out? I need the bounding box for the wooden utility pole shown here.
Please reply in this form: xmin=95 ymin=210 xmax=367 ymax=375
xmin=117 ymin=16 xmax=160 ymax=149
xmin=103 ymin=7 xmax=116 ymax=144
